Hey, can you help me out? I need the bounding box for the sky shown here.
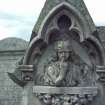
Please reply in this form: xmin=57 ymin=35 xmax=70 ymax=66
xmin=0 ymin=0 xmax=105 ymax=41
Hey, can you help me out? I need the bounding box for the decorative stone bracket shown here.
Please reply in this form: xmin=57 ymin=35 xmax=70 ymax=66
xmin=8 ymin=65 xmax=34 ymax=87
xmin=96 ymin=66 xmax=105 ymax=85
xmin=17 ymin=65 xmax=34 ymax=81
xmin=8 ymin=65 xmax=105 ymax=87
xmin=33 ymin=86 xmax=98 ymax=105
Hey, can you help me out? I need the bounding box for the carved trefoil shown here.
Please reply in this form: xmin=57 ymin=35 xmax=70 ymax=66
xmin=8 ymin=0 xmax=105 ymax=105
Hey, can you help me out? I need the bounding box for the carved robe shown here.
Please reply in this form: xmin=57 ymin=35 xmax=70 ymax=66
xmin=43 ymin=60 xmax=93 ymax=87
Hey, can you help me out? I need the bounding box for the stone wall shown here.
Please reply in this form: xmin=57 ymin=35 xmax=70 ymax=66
xmin=0 ymin=38 xmax=28 ymax=105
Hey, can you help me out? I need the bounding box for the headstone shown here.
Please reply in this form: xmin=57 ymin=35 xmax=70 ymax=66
xmin=0 ymin=38 xmax=28 ymax=105
xmin=8 ymin=0 xmax=105 ymax=105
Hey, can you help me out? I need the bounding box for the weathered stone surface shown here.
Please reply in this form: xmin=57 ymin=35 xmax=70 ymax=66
xmin=32 ymin=0 xmax=95 ymax=37
xmin=1 ymin=0 xmax=105 ymax=105
xmin=0 ymin=26 xmax=105 ymax=105
xmin=16 ymin=0 xmax=105 ymax=103
xmin=0 ymin=38 xmax=28 ymax=105
xmin=97 ymin=26 xmax=105 ymax=46
xmin=0 ymin=37 xmax=28 ymax=51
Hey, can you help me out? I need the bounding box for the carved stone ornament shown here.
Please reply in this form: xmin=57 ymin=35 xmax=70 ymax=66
xmin=8 ymin=0 xmax=105 ymax=105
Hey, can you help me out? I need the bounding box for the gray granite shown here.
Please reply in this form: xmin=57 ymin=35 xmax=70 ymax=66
xmin=32 ymin=0 xmax=95 ymax=36
xmin=0 ymin=26 xmax=105 ymax=105
xmin=97 ymin=26 xmax=105 ymax=48
xmin=0 ymin=27 xmax=105 ymax=105
xmin=0 ymin=37 xmax=28 ymax=105
xmin=0 ymin=37 xmax=28 ymax=51
xmin=97 ymin=26 xmax=105 ymax=41
xmin=0 ymin=0 xmax=105 ymax=105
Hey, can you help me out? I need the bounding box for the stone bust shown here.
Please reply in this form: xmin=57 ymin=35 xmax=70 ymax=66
xmin=43 ymin=40 xmax=94 ymax=87
xmin=44 ymin=40 xmax=70 ymax=86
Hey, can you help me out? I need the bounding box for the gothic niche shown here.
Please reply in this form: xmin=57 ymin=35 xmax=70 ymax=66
xmin=8 ymin=2 xmax=105 ymax=105
xmin=31 ymin=13 xmax=98 ymax=105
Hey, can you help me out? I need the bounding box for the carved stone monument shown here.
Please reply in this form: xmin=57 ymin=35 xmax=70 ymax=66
xmin=8 ymin=0 xmax=105 ymax=105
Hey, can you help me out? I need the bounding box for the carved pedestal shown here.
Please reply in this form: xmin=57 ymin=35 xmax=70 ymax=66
xmin=33 ymin=86 xmax=98 ymax=105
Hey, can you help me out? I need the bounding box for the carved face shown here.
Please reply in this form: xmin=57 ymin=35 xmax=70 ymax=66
xmin=57 ymin=51 xmax=70 ymax=61
xmin=55 ymin=40 xmax=72 ymax=61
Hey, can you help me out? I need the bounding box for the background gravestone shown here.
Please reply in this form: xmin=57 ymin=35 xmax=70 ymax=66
xmin=0 ymin=38 xmax=28 ymax=105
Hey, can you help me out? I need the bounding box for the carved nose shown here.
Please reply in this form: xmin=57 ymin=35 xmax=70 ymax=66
xmin=61 ymin=53 xmax=66 ymax=58
xmin=62 ymin=52 xmax=65 ymax=56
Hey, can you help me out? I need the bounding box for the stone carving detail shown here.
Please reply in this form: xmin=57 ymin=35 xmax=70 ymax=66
xmin=43 ymin=40 xmax=95 ymax=87
xmin=36 ymin=94 xmax=96 ymax=105
xmin=34 ymin=39 xmax=98 ymax=105
xmin=96 ymin=66 xmax=105 ymax=85
xmin=17 ymin=65 xmax=34 ymax=81
xmin=31 ymin=10 xmax=102 ymax=104
xmin=33 ymin=86 xmax=98 ymax=105
xmin=8 ymin=1 xmax=105 ymax=105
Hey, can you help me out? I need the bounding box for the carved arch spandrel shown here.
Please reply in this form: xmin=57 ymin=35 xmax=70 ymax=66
xmin=23 ymin=1 xmax=105 ymax=70
xmin=82 ymin=39 xmax=105 ymax=66
xmin=36 ymin=2 xmax=92 ymax=41
xmin=23 ymin=38 xmax=47 ymax=65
